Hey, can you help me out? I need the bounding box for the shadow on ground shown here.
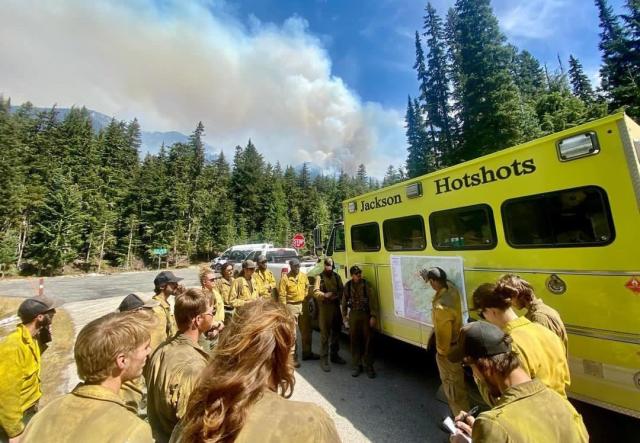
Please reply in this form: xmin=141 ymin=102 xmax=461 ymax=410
xmin=295 ymin=330 xmax=639 ymax=443
xmin=294 ymin=331 xmax=452 ymax=443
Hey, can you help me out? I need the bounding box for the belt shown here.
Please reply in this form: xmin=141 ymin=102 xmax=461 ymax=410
xmin=287 ymin=300 xmax=304 ymax=305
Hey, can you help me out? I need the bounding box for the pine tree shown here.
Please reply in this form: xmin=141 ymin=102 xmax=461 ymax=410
xmin=29 ymin=175 xmax=84 ymax=274
xmin=536 ymin=68 xmax=591 ymax=133
xmin=405 ymin=97 xmax=425 ymax=178
xmin=620 ymin=0 xmax=640 ymax=117
xmin=262 ymin=163 xmax=291 ymax=246
xmin=513 ymin=50 xmax=545 ymax=100
xmin=595 ymin=0 xmax=639 ymax=116
xmin=383 ymin=165 xmax=401 ymax=186
xmin=423 ymin=2 xmax=457 ymax=163
xmin=452 ymin=0 xmax=529 ymax=160
xmin=568 ymin=55 xmax=596 ymax=103
xmin=354 ymin=164 xmax=369 ymax=195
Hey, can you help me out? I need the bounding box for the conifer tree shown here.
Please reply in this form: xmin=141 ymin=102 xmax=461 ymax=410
xmin=423 ymin=2 xmax=457 ymax=162
xmin=405 ymin=97 xmax=425 ymax=178
xmin=595 ymin=0 xmax=639 ymax=116
xmin=568 ymin=55 xmax=596 ymax=103
xmin=620 ymin=0 xmax=640 ymax=117
xmin=513 ymin=50 xmax=546 ymax=100
xmin=354 ymin=164 xmax=369 ymax=195
xmin=29 ymin=175 xmax=84 ymax=274
xmin=262 ymin=163 xmax=290 ymax=246
xmin=452 ymin=0 xmax=529 ymax=160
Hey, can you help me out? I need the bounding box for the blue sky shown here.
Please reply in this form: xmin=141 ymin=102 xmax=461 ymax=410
xmin=229 ymin=0 xmax=626 ymax=109
xmin=0 ymin=0 xmax=629 ymax=177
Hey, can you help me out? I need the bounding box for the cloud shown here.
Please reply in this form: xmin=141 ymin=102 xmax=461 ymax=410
xmin=0 ymin=0 xmax=404 ymax=176
xmin=497 ymin=0 xmax=568 ymax=40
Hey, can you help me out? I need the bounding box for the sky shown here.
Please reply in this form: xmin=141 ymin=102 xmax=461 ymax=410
xmin=0 ymin=0 xmax=627 ymax=177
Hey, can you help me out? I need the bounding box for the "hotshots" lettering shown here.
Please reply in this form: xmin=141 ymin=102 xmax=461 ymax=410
xmin=434 ymin=158 xmax=536 ymax=195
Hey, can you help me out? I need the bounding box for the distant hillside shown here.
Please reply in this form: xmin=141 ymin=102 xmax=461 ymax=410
xmin=9 ymin=105 xmax=207 ymax=155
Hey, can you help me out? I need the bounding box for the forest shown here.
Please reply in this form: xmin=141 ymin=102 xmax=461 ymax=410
xmin=0 ymin=0 xmax=638 ymax=275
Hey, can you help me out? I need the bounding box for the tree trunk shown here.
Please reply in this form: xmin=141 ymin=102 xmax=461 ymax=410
xmin=16 ymin=215 xmax=29 ymax=270
xmin=126 ymin=218 xmax=135 ymax=270
xmin=85 ymin=237 xmax=92 ymax=263
xmin=97 ymin=222 xmax=107 ymax=273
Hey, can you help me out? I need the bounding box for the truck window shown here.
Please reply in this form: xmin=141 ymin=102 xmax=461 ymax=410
xmin=383 ymin=215 xmax=426 ymax=251
xmin=502 ymin=186 xmax=615 ymax=248
xmin=429 ymin=204 xmax=497 ymax=250
xmin=351 ymin=222 xmax=380 ymax=252
xmin=334 ymin=225 xmax=345 ymax=252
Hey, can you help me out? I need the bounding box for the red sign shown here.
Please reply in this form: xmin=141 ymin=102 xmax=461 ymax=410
xmin=625 ymin=277 xmax=640 ymax=294
xmin=292 ymin=233 xmax=305 ymax=249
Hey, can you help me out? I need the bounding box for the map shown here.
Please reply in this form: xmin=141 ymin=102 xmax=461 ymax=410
xmin=390 ymin=255 xmax=468 ymax=326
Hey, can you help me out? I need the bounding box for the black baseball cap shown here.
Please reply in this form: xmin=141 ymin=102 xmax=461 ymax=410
xmin=18 ymin=296 xmax=59 ymax=323
xmin=349 ymin=265 xmax=362 ymax=275
xmin=154 ymin=271 xmax=183 ymax=289
xmin=448 ymin=321 xmax=512 ymax=363
xmin=289 ymin=258 xmax=301 ymax=267
xmin=117 ymin=293 xmax=159 ymax=312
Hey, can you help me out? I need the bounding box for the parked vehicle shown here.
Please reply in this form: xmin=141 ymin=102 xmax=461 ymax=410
xmin=315 ymin=112 xmax=640 ymax=418
xmin=211 ymin=243 xmax=273 ymax=270
xmin=234 ymin=247 xmax=317 ymax=283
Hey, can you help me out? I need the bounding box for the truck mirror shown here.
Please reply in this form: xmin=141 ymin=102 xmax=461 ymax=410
xmin=313 ymin=227 xmax=322 ymax=248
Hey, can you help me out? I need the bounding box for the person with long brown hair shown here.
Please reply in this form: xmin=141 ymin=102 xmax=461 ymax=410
xmin=171 ymin=299 xmax=340 ymax=443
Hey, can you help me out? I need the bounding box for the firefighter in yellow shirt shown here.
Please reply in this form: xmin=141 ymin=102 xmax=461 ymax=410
xmin=471 ymin=283 xmax=570 ymax=405
xmin=151 ymin=271 xmax=182 ymax=350
xmin=279 ymin=259 xmax=314 ymax=367
xmin=420 ymin=267 xmax=469 ymax=414
xmin=495 ymin=274 xmax=568 ymax=353
xmin=216 ymin=263 xmax=235 ymax=323
xmin=21 ymin=311 xmax=153 ymax=442
xmin=198 ymin=267 xmax=226 ymax=352
xmin=228 ymin=260 xmax=260 ymax=309
xmin=254 ymin=255 xmax=277 ymax=301
xmin=449 ymin=322 xmax=587 ymax=443
xmin=115 ymin=293 xmax=160 ymax=415
xmin=0 ymin=296 xmax=57 ymax=441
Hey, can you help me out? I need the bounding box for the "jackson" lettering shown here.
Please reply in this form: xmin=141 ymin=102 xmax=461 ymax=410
xmin=434 ymin=158 xmax=536 ymax=195
xmin=360 ymin=194 xmax=402 ymax=211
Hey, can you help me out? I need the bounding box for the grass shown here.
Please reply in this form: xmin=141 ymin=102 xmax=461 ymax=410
xmin=0 ymin=296 xmax=75 ymax=406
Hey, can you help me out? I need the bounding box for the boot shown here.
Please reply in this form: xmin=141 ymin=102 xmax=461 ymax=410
xmin=320 ymin=357 xmax=331 ymax=372
xmin=302 ymin=352 xmax=320 ymax=361
xmin=293 ymin=356 xmax=301 ymax=368
xmin=366 ymin=366 xmax=376 ymax=379
xmin=351 ymin=365 xmax=362 ymax=377
xmin=330 ymin=353 xmax=346 ymax=365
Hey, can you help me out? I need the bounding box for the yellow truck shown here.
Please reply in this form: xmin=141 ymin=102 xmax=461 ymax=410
xmin=314 ymin=112 xmax=640 ymax=417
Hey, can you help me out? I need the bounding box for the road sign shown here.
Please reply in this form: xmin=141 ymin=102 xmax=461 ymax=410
xmin=152 ymin=248 xmax=168 ymax=256
xmin=291 ymin=233 xmax=305 ymax=249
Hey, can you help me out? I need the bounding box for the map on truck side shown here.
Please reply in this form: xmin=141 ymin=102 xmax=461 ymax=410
xmin=390 ymin=255 xmax=468 ymax=326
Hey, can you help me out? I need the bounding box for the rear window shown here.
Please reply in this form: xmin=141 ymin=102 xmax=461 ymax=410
xmin=351 ymin=222 xmax=381 ymax=252
xmin=383 ymin=215 xmax=426 ymax=251
xmin=429 ymin=204 xmax=497 ymax=250
xmin=502 ymin=186 xmax=615 ymax=248
xmin=266 ymin=250 xmax=299 ymax=262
